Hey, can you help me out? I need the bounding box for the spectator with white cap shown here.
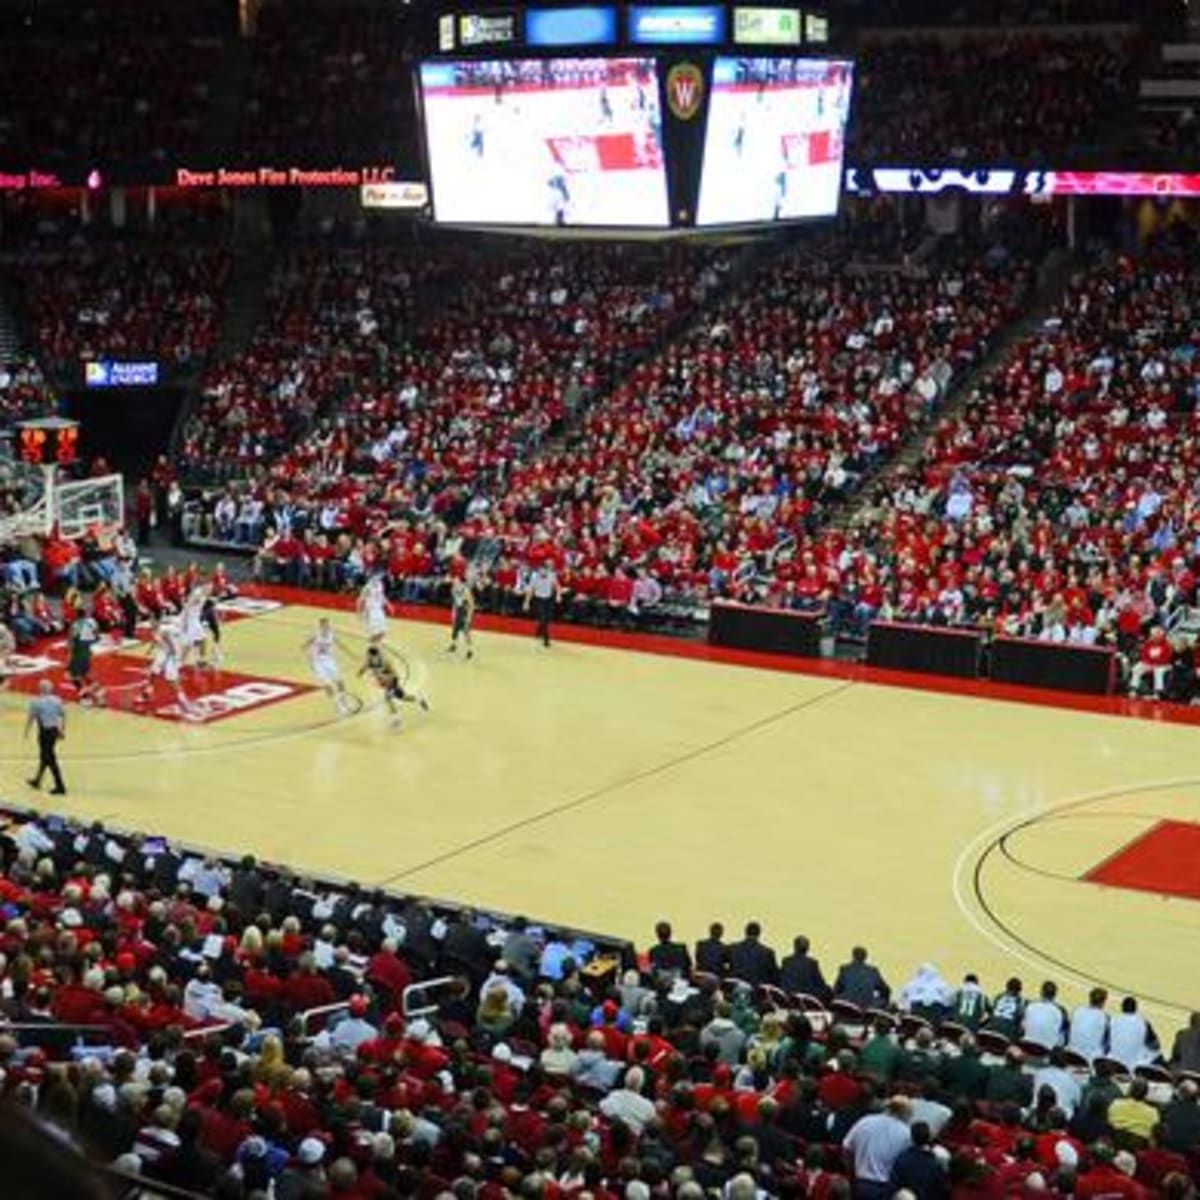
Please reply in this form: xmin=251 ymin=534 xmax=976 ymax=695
xmin=275 ymin=1135 xmax=327 ymax=1200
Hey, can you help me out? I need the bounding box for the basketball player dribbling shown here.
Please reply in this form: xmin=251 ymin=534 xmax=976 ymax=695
xmin=359 ymin=644 xmax=428 ymax=730
xmin=357 ymin=576 xmax=390 ymax=646
xmin=303 ymin=617 xmax=358 ymax=717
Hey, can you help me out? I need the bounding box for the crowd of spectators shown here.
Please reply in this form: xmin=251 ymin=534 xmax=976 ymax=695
xmin=16 ymin=233 xmax=231 ymax=378
xmin=828 ymin=234 xmax=1200 ymax=694
xmin=236 ymin=2 xmax=420 ymax=170
xmin=181 ymin=225 xmax=1030 ymax=628
xmin=848 ymin=33 xmax=1137 ymax=165
xmin=0 ymin=354 xmax=55 ymax=425
xmin=846 ymin=0 xmax=1149 ymax=26
xmin=0 ymin=810 xmax=1196 ymax=1199
xmin=179 ymin=237 xmax=731 ymax=616
xmin=0 ymin=30 xmax=226 ymax=176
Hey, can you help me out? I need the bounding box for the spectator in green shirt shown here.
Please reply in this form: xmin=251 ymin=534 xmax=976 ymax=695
xmin=860 ymin=1017 xmax=903 ymax=1083
xmin=985 ymin=1049 xmax=1033 ymax=1105
xmin=941 ymin=1034 xmax=989 ymax=1101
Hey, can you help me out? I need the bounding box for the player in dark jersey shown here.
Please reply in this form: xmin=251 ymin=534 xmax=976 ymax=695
xmin=67 ymin=609 xmax=103 ymax=706
xmin=358 ymin=644 xmax=429 ymax=729
xmin=200 ymin=592 xmax=222 ymax=669
xmin=549 ymin=173 xmax=571 ymax=226
xmin=447 ymin=577 xmax=475 ymax=659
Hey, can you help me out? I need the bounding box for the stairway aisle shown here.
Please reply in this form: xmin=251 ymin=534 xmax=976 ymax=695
xmin=828 ymin=243 xmax=1078 ymax=536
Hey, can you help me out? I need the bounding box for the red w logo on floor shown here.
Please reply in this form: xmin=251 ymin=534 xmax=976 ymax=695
xmin=4 ymin=598 xmax=313 ymax=724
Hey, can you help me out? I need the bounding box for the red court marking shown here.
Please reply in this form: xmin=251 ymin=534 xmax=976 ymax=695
xmin=247 ymin=583 xmax=1200 ymax=730
xmin=7 ymin=650 xmax=314 ymax=725
xmin=1084 ymin=820 xmax=1200 ymax=902
xmin=6 ymin=605 xmax=313 ymax=724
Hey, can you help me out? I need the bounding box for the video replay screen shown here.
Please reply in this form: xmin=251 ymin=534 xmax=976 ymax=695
xmin=419 ymin=57 xmax=669 ymax=227
xmin=697 ymin=57 xmax=853 ymax=226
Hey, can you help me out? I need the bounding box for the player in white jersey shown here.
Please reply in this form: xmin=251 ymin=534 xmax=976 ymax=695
xmin=357 ymin=576 xmax=390 ymax=646
xmin=179 ymin=587 xmax=209 ymax=670
xmin=0 ymin=623 xmax=15 ymax=688
xmin=303 ymin=618 xmax=358 ymax=716
xmin=139 ymin=617 xmax=195 ymax=717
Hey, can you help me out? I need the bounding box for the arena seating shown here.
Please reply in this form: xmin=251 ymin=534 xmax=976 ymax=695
xmin=835 ymin=241 xmax=1200 ymax=694
xmin=0 ymin=355 xmax=55 ymax=426
xmin=509 ymin=239 xmax=1032 ymax=621
xmin=178 ymin=227 xmax=1033 ymax=630
xmin=849 ymin=32 xmax=1137 ymax=165
xmin=17 ymin=233 xmax=231 ymax=379
xmin=0 ymin=806 xmax=1195 ymax=1197
xmin=179 ymin=238 xmax=731 ymax=604
xmin=851 ymin=0 xmax=1147 ymax=25
xmin=0 ymin=27 xmax=227 ymax=176
xmin=236 ymin=2 xmax=420 ymax=170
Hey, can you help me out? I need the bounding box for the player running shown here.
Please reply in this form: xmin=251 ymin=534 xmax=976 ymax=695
xmin=358 ymin=644 xmax=428 ymax=730
xmin=66 ymin=607 xmax=103 ymax=706
xmin=357 ymin=576 xmax=390 ymax=646
xmin=303 ymin=618 xmax=359 ymax=717
xmin=447 ymin=577 xmax=475 ymax=659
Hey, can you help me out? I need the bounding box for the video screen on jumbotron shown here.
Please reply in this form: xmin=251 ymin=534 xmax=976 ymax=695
xmin=419 ymin=58 xmax=669 ymax=227
xmin=696 ymin=57 xmax=853 ymax=226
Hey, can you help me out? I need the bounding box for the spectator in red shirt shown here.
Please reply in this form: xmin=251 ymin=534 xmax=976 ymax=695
xmin=1130 ymin=627 xmax=1173 ymax=698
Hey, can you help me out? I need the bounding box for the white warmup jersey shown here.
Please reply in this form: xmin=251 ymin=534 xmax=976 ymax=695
xmin=152 ymin=628 xmax=182 ymax=683
xmin=309 ymin=627 xmax=340 ymax=687
xmin=361 ymin=579 xmax=387 ymax=638
xmin=182 ymin=593 xmax=206 ymax=647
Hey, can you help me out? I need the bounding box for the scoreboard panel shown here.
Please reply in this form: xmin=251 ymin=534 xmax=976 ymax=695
xmin=419 ymin=5 xmax=848 ymax=229
xmin=419 ymin=57 xmax=669 ymax=227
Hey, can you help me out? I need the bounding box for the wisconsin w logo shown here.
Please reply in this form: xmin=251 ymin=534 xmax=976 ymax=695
xmin=666 ymin=63 xmax=704 ymax=121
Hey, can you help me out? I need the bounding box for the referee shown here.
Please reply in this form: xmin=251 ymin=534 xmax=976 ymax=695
xmin=25 ymin=680 xmax=67 ymax=795
xmin=523 ymin=562 xmax=562 ymax=647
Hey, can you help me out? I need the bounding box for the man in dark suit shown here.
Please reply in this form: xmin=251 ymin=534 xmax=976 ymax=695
xmin=728 ymin=921 xmax=778 ymax=986
xmin=228 ymin=854 xmax=265 ymax=917
xmin=780 ymin=935 xmax=831 ymax=1001
xmin=833 ymin=945 xmax=891 ymax=1009
xmin=648 ymin=920 xmax=691 ymax=978
xmin=440 ymin=909 xmax=493 ymax=985
xmin=694 ymin=922 xmax=729 ymax=976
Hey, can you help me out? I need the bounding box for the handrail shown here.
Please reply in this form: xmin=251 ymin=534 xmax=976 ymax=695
xmin=2 ymin=1023 xmax=110 ymax=1034
xmin=401 ymin=975 xmax=460 ymax=1019
xmin=299 ymin=1001 xmax=348 ymax=1035
xmin=180 ymin=1022 xmax=237 ymax=1041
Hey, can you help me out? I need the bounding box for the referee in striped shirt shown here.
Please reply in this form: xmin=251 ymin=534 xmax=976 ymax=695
xmin=523 ymin=562 xmax=562 ymax=647
xmin=25 ymin=680 xmax=67 ymax=795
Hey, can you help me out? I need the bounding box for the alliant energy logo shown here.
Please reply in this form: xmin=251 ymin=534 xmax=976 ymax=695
xmin=667 ymin=63 xmax=704 ymax=121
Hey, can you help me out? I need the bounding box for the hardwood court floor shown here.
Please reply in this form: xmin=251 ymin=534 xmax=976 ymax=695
xmin=5 ymin=593 xmax=1198 ymax=1029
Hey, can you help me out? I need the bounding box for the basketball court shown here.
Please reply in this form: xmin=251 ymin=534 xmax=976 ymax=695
xmin=2 ymin=587 xmax=1197 ymax=1031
